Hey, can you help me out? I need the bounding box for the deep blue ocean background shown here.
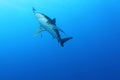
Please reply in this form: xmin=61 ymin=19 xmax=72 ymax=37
xmin=0 ymin=0 xmax=120 ymax=80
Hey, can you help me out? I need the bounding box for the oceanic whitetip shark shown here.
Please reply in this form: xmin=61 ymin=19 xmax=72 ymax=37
xmin=33 ymin=8 xmax=73 ymax=47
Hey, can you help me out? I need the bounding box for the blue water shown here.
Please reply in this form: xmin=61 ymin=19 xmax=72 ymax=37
xmin=0 ymin=0 xmax=120 ymax=80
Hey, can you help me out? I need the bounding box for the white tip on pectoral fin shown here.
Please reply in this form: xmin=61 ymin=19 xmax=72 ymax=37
xmin=34 ymin=27 xmax=45 ymax=37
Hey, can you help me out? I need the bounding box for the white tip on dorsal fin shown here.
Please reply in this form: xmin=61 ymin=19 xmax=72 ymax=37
xmin=34 ymin=26 xmax=45 ymax=37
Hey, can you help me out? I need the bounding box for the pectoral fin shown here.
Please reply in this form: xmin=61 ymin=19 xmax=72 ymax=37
xmin=34 ymin=27 xmax=45 ymax=37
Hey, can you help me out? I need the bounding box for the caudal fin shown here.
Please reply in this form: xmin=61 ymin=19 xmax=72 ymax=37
xmin=60 ymin=37 xmax=73 ymax=47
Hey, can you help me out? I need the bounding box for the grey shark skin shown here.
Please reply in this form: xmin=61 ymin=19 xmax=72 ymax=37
xmin=33 ymin=8 xmax=72 ymax=47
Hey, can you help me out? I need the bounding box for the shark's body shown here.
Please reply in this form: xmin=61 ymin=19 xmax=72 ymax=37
xmin=33 ymin=8 xmax=72 ymax=47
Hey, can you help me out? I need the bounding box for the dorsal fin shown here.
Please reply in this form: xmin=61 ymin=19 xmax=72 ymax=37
xmin=52 ymin=18 xmax=56 ymax=25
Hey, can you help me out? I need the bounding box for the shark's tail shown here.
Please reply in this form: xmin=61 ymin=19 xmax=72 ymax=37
xmin=60 ymin=37 xmax=73 ymax=47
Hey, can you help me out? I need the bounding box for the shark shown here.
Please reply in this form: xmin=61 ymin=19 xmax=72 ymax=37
xmin=33 ymin=8 xmax=73 ymax=47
